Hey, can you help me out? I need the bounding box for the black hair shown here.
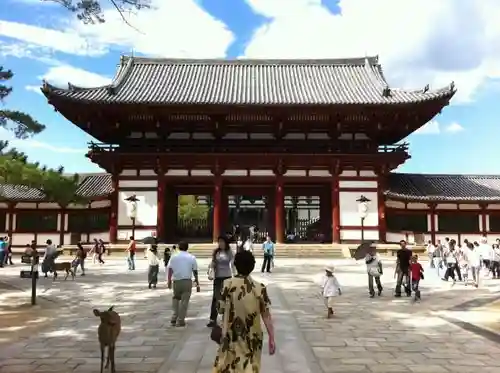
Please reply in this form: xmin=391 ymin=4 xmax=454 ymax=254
xmin=178 ymin=241 xmax=189 ymax=251
xmin=234 ymin=251 xmax=256 ymax=276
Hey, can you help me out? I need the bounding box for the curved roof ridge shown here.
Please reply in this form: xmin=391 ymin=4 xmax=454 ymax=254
xmin=120 ymin=55 xmax=380 ymax=66
xmin=391 ymin=172 xmax=500 ymax=178
xmin=40 ymin=56 xmax=133 ymax=94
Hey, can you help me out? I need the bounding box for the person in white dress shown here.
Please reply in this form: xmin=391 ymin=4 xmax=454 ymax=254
xmin=322 ymin=264 xmax=342 ymax=318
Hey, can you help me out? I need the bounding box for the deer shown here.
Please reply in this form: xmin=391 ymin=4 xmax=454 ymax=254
xmin=93 ymin=306 xmax=121 ymax=373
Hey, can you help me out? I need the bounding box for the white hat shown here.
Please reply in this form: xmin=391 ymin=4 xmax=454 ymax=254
xmin=325 ymin=264 xmax=335 ymax=273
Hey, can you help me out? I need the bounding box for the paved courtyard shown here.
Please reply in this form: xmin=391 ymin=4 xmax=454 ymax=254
xmin=1 ymin=257 xmax=500 ymax=373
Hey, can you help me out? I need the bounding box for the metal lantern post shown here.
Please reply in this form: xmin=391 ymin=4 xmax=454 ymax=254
xmin=356 ymin=195 xmax=371 ymax=242
xmin=125 ymin=195 xmax=139 ymax=238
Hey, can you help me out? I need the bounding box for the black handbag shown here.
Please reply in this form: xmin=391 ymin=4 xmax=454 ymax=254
xmin=210 ymin=325 xmax=222 ymax=344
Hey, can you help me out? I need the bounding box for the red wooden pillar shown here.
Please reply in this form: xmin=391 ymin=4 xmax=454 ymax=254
xmin=331 ymin=178 xmax=340 ymax=243
xmin=275 ymin=177 xmax=284 ymax=244
xmin=109 ymin=173 xmax=119 ymax=243
xmin=213 ymin=176 xmax=222 ymax=243
xmin=319 ymin=189 xmax=331 ymax=242
xmin=157 ymin=175 xmax=165 ymax=241
xmin=429 ymin=203 xmax=436 ymax=244
xmin=377 ymin=174 xmax=387 ymax=243
xmin=481 ymin=204 xmax=488 ymax=236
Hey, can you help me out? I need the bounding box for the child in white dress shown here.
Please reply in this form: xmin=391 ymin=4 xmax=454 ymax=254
xmin=322 ymin=265 xmax=342 ymax=318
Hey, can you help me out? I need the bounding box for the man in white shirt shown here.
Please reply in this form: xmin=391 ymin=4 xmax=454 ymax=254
xmin=466 ymin=242 xmax=482 ymax=287
xmin=478 ymin=237 xmax=492 ymax=276
xmin=166 ymin=241 xmax=199 ymax=327
xmin=426 ymin=241 xmax=436 ymax=268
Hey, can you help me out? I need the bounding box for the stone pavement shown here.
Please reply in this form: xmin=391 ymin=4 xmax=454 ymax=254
xmin=0 ymin=258 xmax=500 ymax=372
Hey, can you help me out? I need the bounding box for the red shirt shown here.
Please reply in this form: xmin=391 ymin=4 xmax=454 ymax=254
xmin=410 ymin=263 xmax=423 ymax=280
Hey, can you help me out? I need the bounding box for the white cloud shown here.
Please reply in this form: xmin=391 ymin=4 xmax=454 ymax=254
xmin=0 ymin=0 xmax=233 ymax=59
xmin=0 ymin=20 xmax=107 ymax=56
xmin=24 ymin=64 xmax=111 ymax=94
xmin=414 ymin=121 xmax=441 ymax=135
xmin=413 ymin=120 xmax=464 ymax=135
xmin=41 ymin=64 xmax=111 ymax=88
xmin=243 ymin=0 xmax=500 ymax=103
xmin=0 ymin=128 xmax=86 ymax=154
xmin=445 ymin=122 xmax=464 ymax=133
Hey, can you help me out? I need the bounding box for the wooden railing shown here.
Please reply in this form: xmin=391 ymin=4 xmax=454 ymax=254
xmin=88 ymin=141 xmax=408 ymax=154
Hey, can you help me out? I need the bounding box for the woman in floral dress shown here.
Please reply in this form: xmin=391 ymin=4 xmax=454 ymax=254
xmin=213 ymin=251 xmax=276 ymax=373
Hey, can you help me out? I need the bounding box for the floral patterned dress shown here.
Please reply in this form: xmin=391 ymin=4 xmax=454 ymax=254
xmin=213 ymin=275 xmax=271 ymax=373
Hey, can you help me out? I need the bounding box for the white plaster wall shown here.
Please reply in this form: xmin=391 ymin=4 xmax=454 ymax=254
xmin=118 ymin=191 xmax=158 ymax=226
xmin=489 ymin=204 xmax=500 ymax=210
xmin=37 ymin=203 xmax=60 ymax=209
xmin=117 ymin=229 xmax=153 ymax=240
xmin=385 ymin=200 xmax=405 ymax=209
xmin=459 ymin=204 xmax=481 ymax=210
xmin=118 ymin=179 xmax=157 ymax=188
xmin=2 ymin=213 xmax=8 ymax=231
xmin=91 ymin=200 xmax=111 ymax=208
xmin=339 ymin=191 xmax=378 ymax=227
xmin=340 ymin=170 xmax=357 ymax=177
xmin=487 ymin=234 xmax=500 ymax=241
xmin=406 ymin=203 xmax=428 ymax=210
xmin=38 ymin=233 xmax=60 ymax=247
xmin=0 ymin=203 xmax=7 ymax=208
xmin=80 ymin=232 xmax=110 ymax=243
xmin=16 ymin=203 xmax=37 ymax=209
xmin=339 ymin=180 xmax=378 ymax=189
xmin=462 ymin=234 xmax=484 ymax=244
xmin=436 ymin=204 xmax=458 ymax=210
xmin=435 ymin=234 xmax=458 ymax=244
xmin=340 ymin=229 xmax=379 ymax=241
xmin=386 ymin=232 xmax=406 ymax=243
xmin=359 ymin=170 xmax=376 ymax=177
xmin=11 ymin=233 xmax=35 ymax=246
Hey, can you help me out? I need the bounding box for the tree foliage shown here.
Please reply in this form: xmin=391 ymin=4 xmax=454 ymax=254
xmin=0 ymin=66 xmax=82 ymax=205
xmin=178 ymin=195 xmax=209 ymax=220
xmin=46 ymin=0 xmax=151 ymax=27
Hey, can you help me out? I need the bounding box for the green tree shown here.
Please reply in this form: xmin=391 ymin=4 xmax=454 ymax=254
xmin=178 ymin=195 xmax=209 ymax=220
xmin=48 ymin=0 xmax=150 ymax=28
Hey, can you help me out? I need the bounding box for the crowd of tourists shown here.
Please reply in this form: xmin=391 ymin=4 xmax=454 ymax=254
xmin=425 ymin=236 xmax=500 ymax=286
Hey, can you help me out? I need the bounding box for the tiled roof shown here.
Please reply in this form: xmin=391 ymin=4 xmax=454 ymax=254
xmin=41 ymin=56 xmax=456 ymax=106
xmin=0 ymin=174 xmax=112 ymax=202
xmin=387 ymin=174 xmax=500 ymax=202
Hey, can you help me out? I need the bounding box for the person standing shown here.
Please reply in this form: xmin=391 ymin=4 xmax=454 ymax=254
xmin=97 ymin=239 xmax=106 ymax=264
xmin=147 ymin=245 xmax=160 ymax=289
xmin=74 ymin=242 xmax=86 ymax=276
xmin=207 ymin=236 xmax=234 ymax=328
xmin=442 ymin=240 xmax=459 ymax=283
xmin=163 ymin=247 xmax=172 ymax=281
xmin=492 ymin=244 xmax=500 ymax=279
xmin=395 ymin=240 xmax=412 ymax=297
xmin=365 ymin=249 xmax=383 ymax=298
xmin=410 ymin=255 xmax=424 ymax=300
xmin=261 ymin=236 xmax=275 ymax=273
xmin=0 ymin=237 xmax=5 ymax=268
xmin=42 ymin=239 xmax=58 ymax=277
xmin=167 ymin=241 xmax=199 ymax=327
xmin=322 ymin=265 xmax=342 ymax=317
xmin=426 ymin=240 xmax=436 ymax=268
xmin=126 ymin=236 xmax=136 ymax=271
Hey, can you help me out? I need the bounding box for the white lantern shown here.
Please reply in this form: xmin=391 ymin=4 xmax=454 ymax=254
xmin=356 ymin=195 xmax=370 ymax=219
xmin=129 ymin=200 xmax=138 ymax=220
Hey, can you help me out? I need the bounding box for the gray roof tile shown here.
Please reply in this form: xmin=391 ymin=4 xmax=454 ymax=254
xmin=0 ymin=174 xmax=112 ymax=202
xmin=387 ymin=174 xmax=500 ymax=202
xmin=42 ymin=56 xmax=455 ymax=106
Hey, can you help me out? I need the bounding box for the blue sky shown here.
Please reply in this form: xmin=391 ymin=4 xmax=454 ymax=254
xmin=1 ymin=0 xmax=500 ymax=174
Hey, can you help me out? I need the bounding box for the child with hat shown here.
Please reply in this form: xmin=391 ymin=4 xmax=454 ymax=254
xmin=322 ymin=264 xmax=342 ymax=318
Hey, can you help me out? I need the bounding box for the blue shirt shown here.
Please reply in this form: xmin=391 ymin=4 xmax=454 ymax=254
xmin=167 ymin=251 xmax=198 ymax=280
xmin=262 ymin=242 xmax=274 ymax=255
xmin=0 ymin=241 xmax=5 ymax=252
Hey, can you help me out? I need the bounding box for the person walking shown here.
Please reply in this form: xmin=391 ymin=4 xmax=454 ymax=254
xmin=0 ymin=237 xmax=5 ymax=268
xmin=491 ymin=244 xmax=500 ymax=279
xmin=395 ymin=240 xmax=412 ymax=297
xmin=97 ymin=239 xmax=106 ymax=264
xmin=167 ymin=241 xmax=199 ymax=327
xmin=147 ymin=245 xmax=160 ymax=289
xmin=466 ymin=242 xmax=482 ymax=288
xmin=212 ymin=250 xmax=276 ymax=373
xmin=442 ymin=241 xmax=459 ymax=283
xmin=74 ymin=242 xmax=86 ymax=276
xmin=261 ymin=235 xmax=275 ymax=273
xmin=126 ymin=236 xmax=136 ymax=271
xmin=365 ymin=249 xmax=383 ymax=298
xmin=207 ymin=236 xmax=234 ymax=328
xmin=426 ymin=240 xmax=436 ymax=268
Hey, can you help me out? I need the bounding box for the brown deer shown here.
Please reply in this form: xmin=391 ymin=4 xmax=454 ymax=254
xmin=93 ymin=306 xmax=121 ymax=373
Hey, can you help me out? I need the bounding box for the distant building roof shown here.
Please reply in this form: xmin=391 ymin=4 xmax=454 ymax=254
xmin=2 ymin=172 xmax=500 ymax=203
xmin=0 ymin=174 xmax=112 ymax=202
xmin=386 ymin=174 xmax=500 ymax=202
xmin=41 ymin=56 xmax=455 ymax=106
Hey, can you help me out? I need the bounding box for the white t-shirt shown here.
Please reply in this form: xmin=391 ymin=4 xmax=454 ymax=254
xmin=466 ymin=248 xmax=482 ymax=267
xmin=479 ymin=244 xmax=492 ymax=260
xmin=322 ymin=275 xmax=341 ymax=297
xmin=45 ymin=244 xmax=57 ymax=257
xmin=147 ymin=250 xmax=159 ymax=266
